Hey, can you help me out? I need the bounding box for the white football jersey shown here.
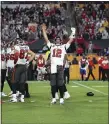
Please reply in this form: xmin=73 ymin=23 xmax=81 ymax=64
xmin=6 ymin=48 xmax=15 ymax=68
xmin=14 ymin=44 xmax=29 ymax=65
xmin=1 ymin=48 xmax=6 ymax=69
xmin=47 ymin=42 xmax=70 ymax=73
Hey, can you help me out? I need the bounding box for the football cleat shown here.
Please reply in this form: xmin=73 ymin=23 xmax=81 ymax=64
xmin=64 ymin=92 xmax=70 ymax=99
xmin=16 ymin=91 xmax=20 ymax=97
xmin=51 ymin=98 xmax=56 ymax=104
xmin=9 ymin=98 xmax=17 ymax=102
xmin=19 ymin=98 xmax=25 ymax=102
xmin=55 ymin=92 xmax=59 ymax=100
xmin=9 ymin=94 xmax=13 ymax=98
xmin=19 ymin=95 xmax=25 ymax=102
xmin=1 ymin=92 xmax=7 ymax=97
xmin=60 ymin=98 xmax=64 ymax=105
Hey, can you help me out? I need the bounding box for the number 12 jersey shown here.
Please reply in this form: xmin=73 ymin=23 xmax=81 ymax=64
xmin=47 ymin=42 xmax=70 ymax=66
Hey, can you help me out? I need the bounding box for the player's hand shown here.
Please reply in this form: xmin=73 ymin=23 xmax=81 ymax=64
xmin=71 ymin=27 xmax=76 ymax=34
xmin=69 ymin=27 xmax=76 ymax=39
xmin=41 ymin=24 xmax=47 ymax=30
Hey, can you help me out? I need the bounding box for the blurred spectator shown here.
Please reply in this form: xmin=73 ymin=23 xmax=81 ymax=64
xmin=86 ymin=57 xmax=95 ymax=81
xmin=1 ymin=2 xmax=67 ymax=42
xmin=72 ymin=57 xmax=78 ymax=64
xmin=83 ymin=31 xmax=90 ymax=40
xmin=75 ymin=2 xmax=109 ymax=40
xmin=102 ymin=48 xmax=107 ymax=56
xmin=88 ymin=41 xmax=93 ymax=54
xmin=64 ymin=59 xmax=70 ymax=84
xmin=92 ymin=57 xmax=98 ymax=64
xmin=76 ymin=45 xmax=84 ymax=56
xmin=96 ymin=31 xmax=102 ymax=40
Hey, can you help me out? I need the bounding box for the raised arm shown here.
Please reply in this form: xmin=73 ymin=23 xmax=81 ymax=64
xmin=67 ymin=27 xmax=76 ymax=44
xmin=65 ymin=27 xmax=76 ymax=50
xmin=41 ymin=24 xmax=50 ymax=43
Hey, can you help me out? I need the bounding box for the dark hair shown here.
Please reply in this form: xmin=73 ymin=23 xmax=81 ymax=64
xmin=55 ymin=36 xmax=61 ymax=41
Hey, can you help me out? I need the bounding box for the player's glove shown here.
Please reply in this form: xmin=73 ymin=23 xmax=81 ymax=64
xmin=69 ymin=27 xmax=76 ymax=39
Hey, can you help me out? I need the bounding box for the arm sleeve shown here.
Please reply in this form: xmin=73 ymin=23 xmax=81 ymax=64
xmin=47 ymin=42 xmax=51 ymax=48
xmin=47 ymin=42 xmax=53 ymax=49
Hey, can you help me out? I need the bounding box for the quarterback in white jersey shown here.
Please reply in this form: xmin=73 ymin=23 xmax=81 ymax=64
xmin=42 ymin=24 xmax=76 ymax=104
xmin=47 ymin=41 xmax=70 ymax=73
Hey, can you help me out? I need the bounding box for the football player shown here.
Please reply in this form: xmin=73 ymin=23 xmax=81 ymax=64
xmin=45 ymin=52 xmax=70 ymax=100
xmin=6 ymin=43 xmax=15 ymax=96
xmin=55 ymin=54 xmax=70 ymax=100
xmin=42 ymin=24 xmax=75 ymax=104
xmin=79 ymin=56 xmax=89 ymax=81
xmin=1 ymin=43 xmax=7 ymax=97
xmin=37 ymin=54 xmax=46 ymax=80
xmin=10 ymin=40 xmax=35 ymax=102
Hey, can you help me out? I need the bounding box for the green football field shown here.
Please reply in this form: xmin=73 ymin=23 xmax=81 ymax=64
xmin=1 ymin=81 xmax=108 ymax=124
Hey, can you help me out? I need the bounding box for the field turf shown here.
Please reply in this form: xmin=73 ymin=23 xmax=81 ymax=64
xmin=1 ymin=81 xmax=108 ymax=124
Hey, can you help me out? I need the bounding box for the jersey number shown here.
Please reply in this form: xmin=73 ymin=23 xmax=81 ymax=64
xmin=19 ymin=49 xmax=28 ymax=59
xmin=1 ymin=54 xmax=5 ymax=61
xmin=6 ymin=54 xmax=15 ymax=60
xmin=52 ymin=49 xmax=62 ymax=58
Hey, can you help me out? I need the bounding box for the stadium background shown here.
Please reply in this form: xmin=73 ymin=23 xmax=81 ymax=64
xmin=1 ymin=2 xmax=108 ymax=124
xmin=1 ymin=1 xmax=109 ymax=80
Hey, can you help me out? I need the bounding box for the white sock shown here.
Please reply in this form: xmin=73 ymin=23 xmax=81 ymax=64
xmin=21 ymin=95 xmax=24 ymax=99
xmin=64 ymin=91 xmax=68 ymax=95
xmin=13 ymin=94 xmax=17 ymax=99
xmin=52 ymin=98 xmax=56 ymax=101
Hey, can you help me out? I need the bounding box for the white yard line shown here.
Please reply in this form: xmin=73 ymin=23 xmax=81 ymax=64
xmin=73 ymin=81 xmax=108 ymax=96
xmin=92 ymin=86 xmax=108 ymax=88
xmin=71 ymin=86 xmax=79 ymax=87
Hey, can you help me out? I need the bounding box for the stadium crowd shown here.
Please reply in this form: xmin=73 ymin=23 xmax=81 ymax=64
xmin=1 ymin=2 xmax=109 ymax=105
xmin=1 ymin=2 xmax=68 ymax=43
xmin=75 ymin=2 xmax=109 ymax=40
